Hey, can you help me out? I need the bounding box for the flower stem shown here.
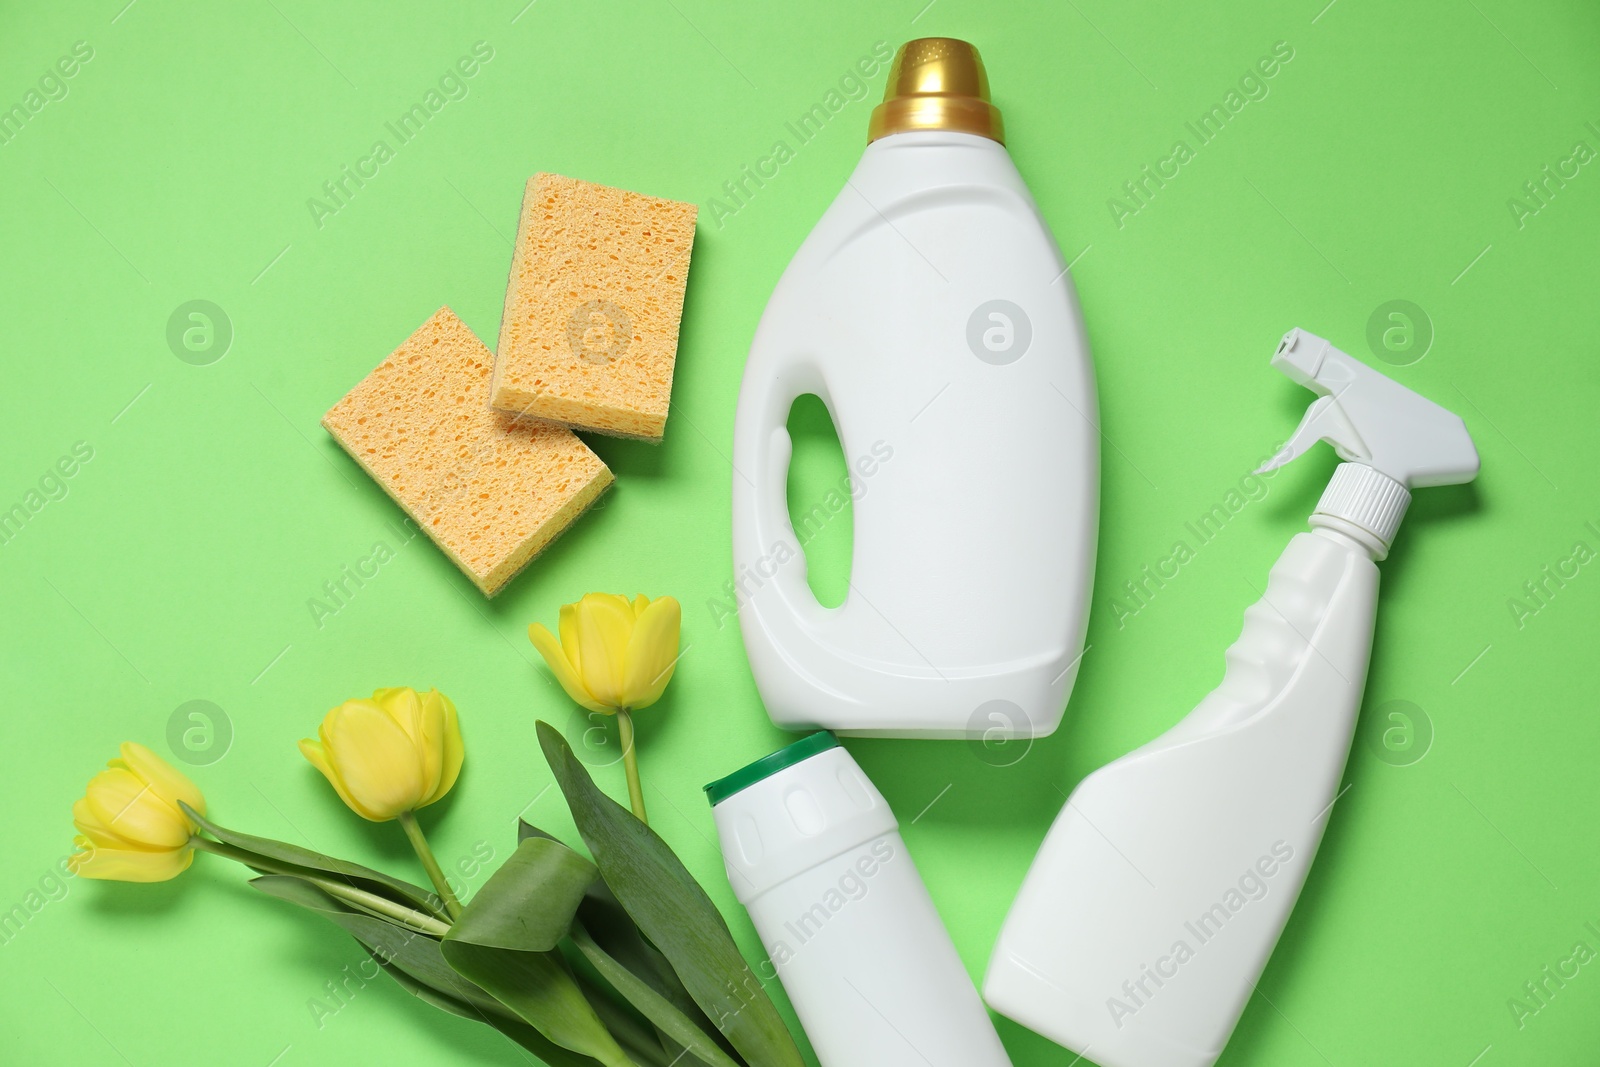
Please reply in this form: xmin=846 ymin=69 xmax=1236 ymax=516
xmin=397 ymin=810 xmax=463 ymax=920
xmin=189 ymin=836 xmax=451 ymax=937
xmin=616 ymin=707 xmax=647 ymax=824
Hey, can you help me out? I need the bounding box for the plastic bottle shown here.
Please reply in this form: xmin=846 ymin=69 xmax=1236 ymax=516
xmin=983 ymin=329 xmax=1480 ymax=1067
xmin=706 ymin=732 xmax=1011 ymax=1066
xmin=730 ymin=38 xmax=1098 ymax=738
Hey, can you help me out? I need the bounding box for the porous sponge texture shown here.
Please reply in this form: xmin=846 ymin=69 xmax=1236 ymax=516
xmin=323 ymin=307 xmax=612 ymax=597
xmin=493 ymin=173 xmax=697 ymax=442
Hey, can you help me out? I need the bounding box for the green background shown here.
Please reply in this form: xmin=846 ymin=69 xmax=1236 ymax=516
xmin=2 ymin=0 xmax=1597 ymax=1064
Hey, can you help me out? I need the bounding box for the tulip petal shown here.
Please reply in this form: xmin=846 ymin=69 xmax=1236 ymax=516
xmin=298 ymin=737 xmax=368 ymax=818
xmin=421 ymin=690 xmax=465 ymax=808
xmin=631 ymin=594 xmax=651 ymax=619
xmin=83 ymin=767 xmax=192 ymax=850
xmin=413 ymin=689 xmax=447 ymax=805
xmin=118 ymin=742 xmax=206 ymax=819
xmin=531 ymin=623 xmax=608 ymax=712
xmin=70 ymin=839 xmax=193 ymax=882
xmin=72 ymin=793 xmax=150 ymax=852
xmin=373 ymin=687 xmax=426 ymax=745
xmin=319 ymin=701 xmax=425 ymax=820
xmin=575 ymin=593 xmax=634 ymax=708
xmin=558 ymin=602 xmax=583 ymax=677
xmin=620 ymin=596 xmax=682 ymax=709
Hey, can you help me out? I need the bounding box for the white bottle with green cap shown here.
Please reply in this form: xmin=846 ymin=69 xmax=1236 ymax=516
xmin=706 ymin=733 xmax=1011 ymax=1066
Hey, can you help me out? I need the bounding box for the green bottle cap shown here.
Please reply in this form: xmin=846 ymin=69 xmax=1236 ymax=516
xmin=703 ymin=731 xmax=840 ymax=806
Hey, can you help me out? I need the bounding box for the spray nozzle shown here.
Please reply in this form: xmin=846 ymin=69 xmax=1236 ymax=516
xmin=1255 ymin=328 xmax=1479 ymax=558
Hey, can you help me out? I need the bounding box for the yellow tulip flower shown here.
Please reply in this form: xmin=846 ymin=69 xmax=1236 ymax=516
xmin=298 ymin=687 xmax=463 ymax=823
xmin=299 ymin=687 xmax=466 ymax=917
xmin=530 ymin=594 xmax=681 ymax=824
xmin=69 ymin=742 xmax=206 ymax=883
xmin=529 ymin=593 xmax=682 ymax=714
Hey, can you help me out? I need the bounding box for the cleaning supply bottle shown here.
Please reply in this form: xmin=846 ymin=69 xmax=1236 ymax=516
xmin=983 ymin=329 xmax=1480 ymax=1067
xmin=730 ymin=38 xmax=1098 ymax=738
xmin=705 ymin=732 xmax=1012 ymax=1067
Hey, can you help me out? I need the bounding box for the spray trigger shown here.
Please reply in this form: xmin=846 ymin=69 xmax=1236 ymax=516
xmin=1255 ymin=394 xmax=1368 ymax=475
xmin=1254 ymin=328 xmax=1478 ymax=490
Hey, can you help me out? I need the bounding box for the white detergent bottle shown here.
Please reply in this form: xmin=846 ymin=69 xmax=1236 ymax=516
xmin=984 ymin=329 xmax=1480 ymax=1067
xmin=706 ymin=732 xmax=1012 ymax=1067
xmin=731 ymin=38 xmax=1098 ymax=738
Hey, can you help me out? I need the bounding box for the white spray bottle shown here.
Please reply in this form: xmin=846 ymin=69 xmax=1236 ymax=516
xmin=730 ymin=38 xmax=1098 ymax=738
xmin=984 ymin=329 xmax=1480 ymax=1067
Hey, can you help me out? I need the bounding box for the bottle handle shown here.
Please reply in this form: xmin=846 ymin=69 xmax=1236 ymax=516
xmin=734 ymin=347 xmax=835 ymax=628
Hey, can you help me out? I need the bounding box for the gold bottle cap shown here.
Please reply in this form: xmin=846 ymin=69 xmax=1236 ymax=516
xmin=868 ymin=38 xmax=1004 ymax=144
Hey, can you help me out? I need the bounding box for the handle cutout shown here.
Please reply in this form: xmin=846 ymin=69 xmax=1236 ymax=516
xmin=784 ymin=394 xmax=853 ymax=609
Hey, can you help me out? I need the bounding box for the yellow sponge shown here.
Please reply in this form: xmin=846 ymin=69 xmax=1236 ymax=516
xmin=493 ymin=173 xmax=697 ymax=442
xmin=323 ymin=307 xmax=612 ymax=597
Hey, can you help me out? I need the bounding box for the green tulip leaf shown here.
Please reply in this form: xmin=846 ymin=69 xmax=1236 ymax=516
xmin=513 ymin=830 xmax=709 ymax=1067
xmin=520 ymin=823 xmax=727 ymax=1065
xmin=521 ymin=821 xmax=705 ymax=1026
xmin=251 ymin=876 xmax=608 ymax=1067
xmin=359 ymin=943 xmax=485 ymax=1022
xmin=570 ymin=922 xmax=742 ymax=1067
xmin=576 ymin=892 xmax=733 ymax=1064
xmin=249 ymin=875 xmax=506 ymax=1021
xmin=185 ymin=802 xmax=447 ymax=919
xmin=447 ymin=836 xmax=597 ymax=953
xmin=536 ymin=720 xmax=804 ymax=1067
xmin=519 ymin=822 xmax=633 ymax=918
xmin=441 ymin=938 xmax=639 ymax=1067
xmin=580 ymin=985 xmax=673 ymax=1067
xmin=518 ymin=819 xmax=559 ymax=845
xmin=361 ymin=946 xmax=609 ymax=1067
xmin=518 ymin=821 xmax=723 ymax=1064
